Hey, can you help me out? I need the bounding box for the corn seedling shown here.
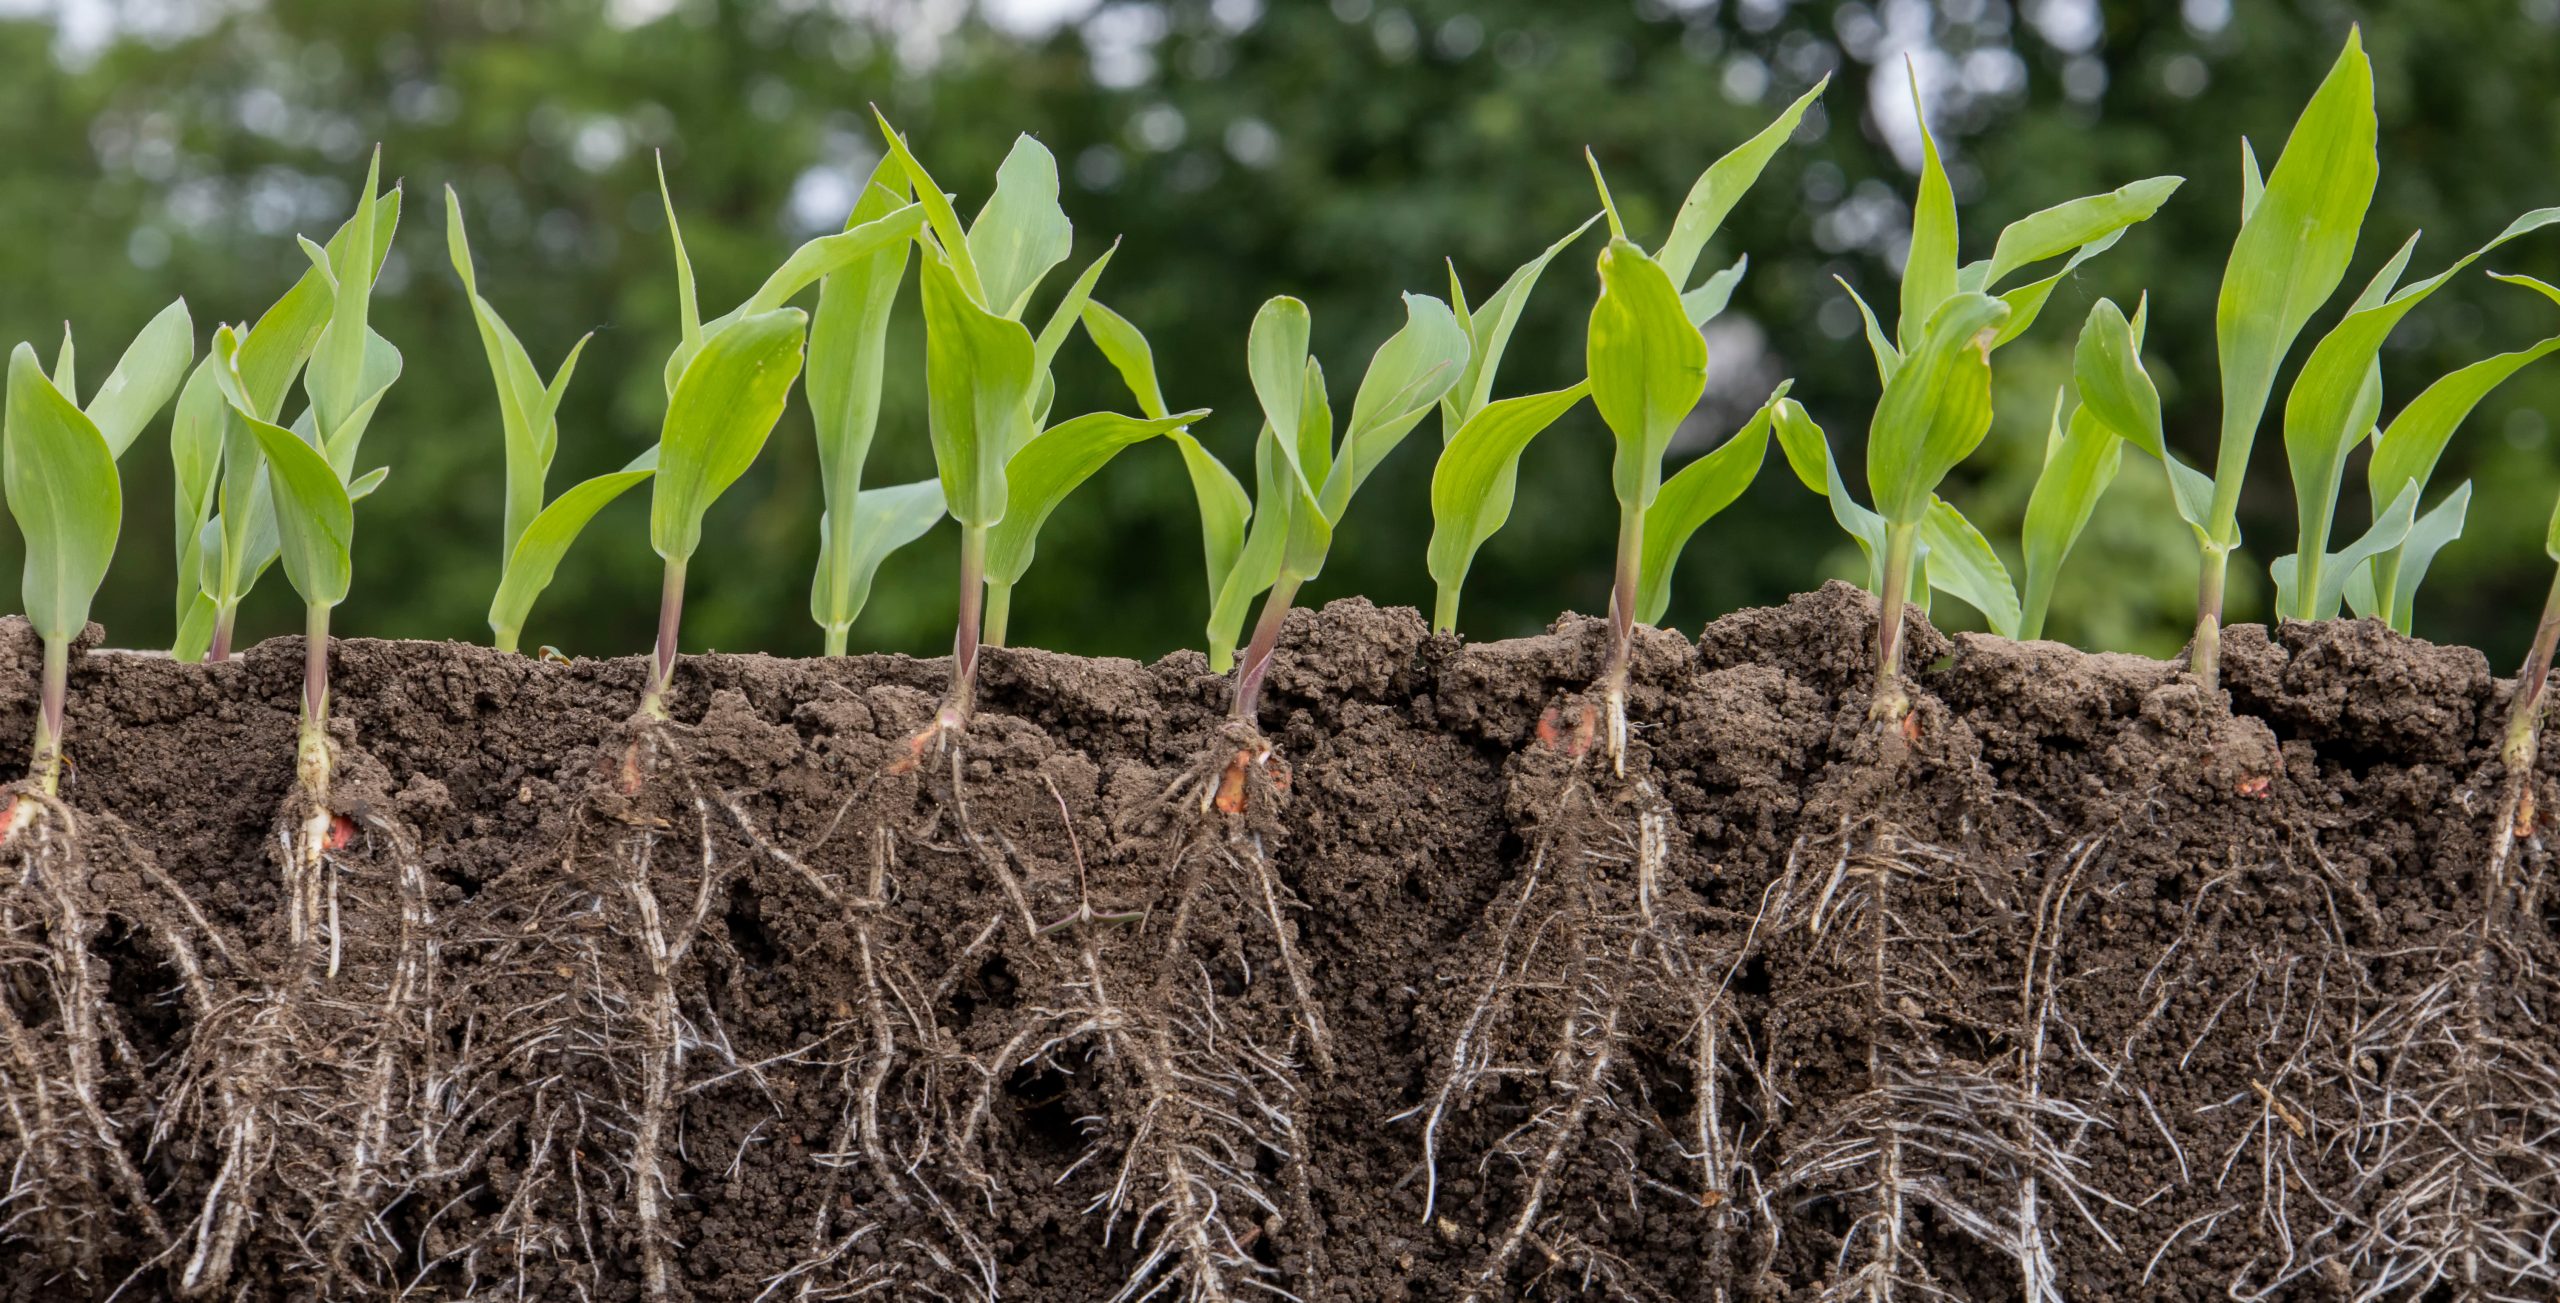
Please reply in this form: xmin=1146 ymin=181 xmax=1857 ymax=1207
xmin=1583 ymin=234 xmax=1791 ymax=768
xmin=876 ymin=117 xmax=1194 ymax=741
xmin=204 ymin=153 xmax=403 ymax=838
xmin=1812 ymin=68 xmax=2176 ymax=721
xmin=2164 ymin=32 xmax=2379 ymax=685
xmin=1210 ymin=292 xmax=1468 ymax=725
xmin=1428 ymin=82 xmax=1825 ymax=639
xmin=635 ymin=158 xmax=922 ymax=713
xmin=2 ymin=299 xmax=192 ymax=801
xmin=808 ymin=160 xmax=943 ymax=656
xmin=2010 ymin=301 xmax=2150 ymax=641
xmin=174 ymin=166 xmax=402 ymax=663
xmin=448 ymin=187 xmax=662 ymax=653
xmin=2268 ymin=207 xmax=2560 ymax=627
xmin=2324 ymin=270 xmax=2560 ymax=633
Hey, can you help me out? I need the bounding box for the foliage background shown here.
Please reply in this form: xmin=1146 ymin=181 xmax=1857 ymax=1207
xmin=3 ymin=0 xmax=2558 ymax=665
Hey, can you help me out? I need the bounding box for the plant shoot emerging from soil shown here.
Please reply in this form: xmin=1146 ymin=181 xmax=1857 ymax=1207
xmin=2179 ymin=30 xmax=2378 ymax=687
xmin=1213 ymin=292 xmax=1467 ymax=724
xmin=1806 ymin=65 xmax=2175 ymax=721
xmin=1428 ymin=80 xmax=1824 ymax=638
xmin=634 ymin=156 xmax=920 ymax=712
xmin=876 ymin=117 xmax=1174 ymax=744
xmin=448 ymin=186 xmax=660 ymax=654
xmin=2 ymin=301 xmax=191 ymax=799
xmin=206 ymin=152 xmax=403 ymax=825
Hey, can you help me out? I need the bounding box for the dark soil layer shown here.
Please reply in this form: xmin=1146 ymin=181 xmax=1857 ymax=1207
xmin=1 ymin=581 xmax=2554 ymax=1301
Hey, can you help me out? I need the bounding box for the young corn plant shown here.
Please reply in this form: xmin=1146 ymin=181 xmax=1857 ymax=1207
xmin=808 ymin=160 xmax=943 ymax=656
xmin=2164 ymin=31 xmax=2378 ymax=686
xmin=1428 ymin=78 xmax=1825 ymax=636
xmin=2263 ymin=203 xmax=2560 ymax=624
xmin=1802 ymin=69 xmax=2177 ymax=722
xmin=175 ymin=166 xmax=402 ymax=663
xmin=3 ymin=300 xmax=191 ymax=804
xmin=0 ymin=300 xmax=191 ymax=1279
xmin=636 ymin=157 xmax=921 ymax=713
xmin=448 ymin=186 xmax=663 ymax=653
xmin=1583 ymin=235 xmax=1792 ymax=769
xmin=876 ymin=118 xmax=1198 ymax=744
xmin=1213 ymin=292 xmax=1469 ymax=726
xmin=204 ymin=153 xmax=404 ymax=877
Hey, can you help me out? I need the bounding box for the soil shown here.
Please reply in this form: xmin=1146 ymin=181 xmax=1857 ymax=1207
xmin=0 ymin=579 xmax=2553 ymax=1301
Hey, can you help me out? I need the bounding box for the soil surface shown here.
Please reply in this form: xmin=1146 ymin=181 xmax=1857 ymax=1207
xmin=0 ymin=580 xmax=2553 ymax=1301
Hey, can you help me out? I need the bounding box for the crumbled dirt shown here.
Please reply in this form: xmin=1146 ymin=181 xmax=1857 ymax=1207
xmin=0 ymin=579 xmax=2553 ymax=1300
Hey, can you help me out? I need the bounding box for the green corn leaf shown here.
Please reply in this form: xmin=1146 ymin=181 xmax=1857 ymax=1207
xmin=2018 ymin=398 xmax=2124 ymax=641
xmin=669 ymin=200 xmax=927 ymax=396
xmin=4 ymin=344 xmax=120 ymax=644
xmin=1921 ymin=496 xmax=2020 ymax=639
xmin=2280 ymin=208 xmax=2560 ymax=618
xmin=308 ymin=150 xmax=385 ymax=440
xmin=2270 ymin=478 xmax=2418 ymax=622
xmin=2210 ymin=29 xmax=2378 ymax=543
xmin=1984 ymin=176 xmax=2184 ymax=288
xmin=655 ymin=154 xmax=703 ymax=366
xmin=1032 ymin=241 xmax=1117 ymax=386
xmin=811 ymin=478 xmax=944 ymax=650
xmin=649 ymin=308 xmax=810 ymax=565
xmin=448 ymin=185 xmax=565 ymax=556
xmin=1081 ymin=302 xmax=1251 ymax=620
xmin=1444 ymin=215 xmax=1598 ymax=433
xmin=968 ymin=135 xmax=1074 ymax=320
xmin=2071 ymin=297 xmax=2215 ymax=535
xmin=1027 ymin=244 xmax=1119 ymax=432
xmin=1988 ymin=226 xmax=2125 ymax=351
xmin=1248 ymin=296 xmax=1313 ymax=467
xmin=240 ymin=411 xmax=353 ymax=609
xmin=1081 ymin=300 xmax=1171 ymax=419
xmin=1585 ymin=149 xmax=1626 ymax=241
xmin=85 ymin=298 xmax=193 ymax=457
xmin=2368 ymin=328 xmax=2560 ymax=517
xmin=1656 ymin=75 xmax=1828 ymax=288
xmin=52 ymin=329 xmax=72 ymax=398
xmin=491 ymin=464 xmax=656 ymax=651
xmin=1837 ymin=276 xmax=1900 ymax=385
xmin=1207 ymin=424 xmax=1295 ymax=671
xmin=809 ymin=172 xmax=917 ymax=639
xmin=983 ymin=409 xmax=1209 ymax=587
xmin=1426 ymin=382 xmax=1591 ymax=631
xmin=918 ymin=251 xmax=1037 ymax=527
xmin=1634 ymin=381 xmax=1787 ymax=626
xmin=205 ymin=326 xmax=285 ymax=605
xmin=170 ymin=359 xmax=223 ymax=634
xmin=873 ymin=109 xmax=987 ymax=306
xmin=2348 ymin=480 xmax=2469 ymax=633
xmin=1590 ymin=239 xmax=1708 ymax=516
xmin=736 ymin=206 xmax=928 ymax=323
xmin=1170 ymin=431 xmax=1250 ymax=615
xmin=233 ymin=187 xmax=399 ymax=424
xmin=1280 ymin=358 xmax=1337 ymax=580
xmin=1684 ymin=255 xmax=1748 ymax=328
xmin=322 ymin=331 xmax=403 ymax=478
xmin=2240 ymin=138 xmax=2264 ymax=223
xmin=1867 ymin=291 xmax=2009 ymax=526
xmin=1897 ymin=65 xmax=1960 ymax=350
xmin=1334 ymin=293 xmax=1468 ymax=506
xmin=173 ymin=595 xmax=217 ymax=662
xmin=1772 ymin=397 xmax=1888 ymax=589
